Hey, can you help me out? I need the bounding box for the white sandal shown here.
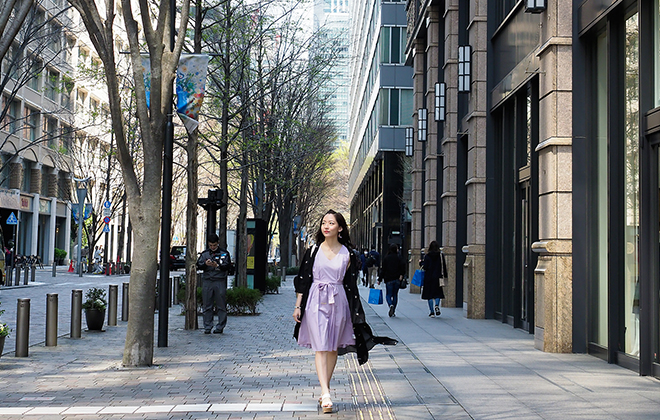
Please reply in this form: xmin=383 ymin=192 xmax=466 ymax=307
xmin=320 ymin=393 xmax=333 ymax=413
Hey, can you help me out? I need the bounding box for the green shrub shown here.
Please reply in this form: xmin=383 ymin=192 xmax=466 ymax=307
xmin=82 ymin=287 xmax=107 ymax=310
xmin=54 ymin=248 xmax=67 ymax=259
xmin=266 ymin=275 xmax=281 ymax=294
xmin=226 ymin=287 xmax=262 ymax=315
xmin=286 ymin=266 xmax=299 ymax=275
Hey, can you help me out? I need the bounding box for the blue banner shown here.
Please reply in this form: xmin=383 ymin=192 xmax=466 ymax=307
xmin=176 ymin=54 xmax=210 ymax=133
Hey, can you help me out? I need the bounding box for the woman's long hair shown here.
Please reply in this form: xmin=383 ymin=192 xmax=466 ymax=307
xmin=427 ymin=240 xmax=440 ymax=254
xmin=315 ymin=209 xmax=353 ymax=249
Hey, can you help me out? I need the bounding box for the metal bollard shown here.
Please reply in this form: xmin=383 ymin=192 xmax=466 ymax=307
xmin=108 ymin=285 xmax=118 ymax=326
xmin=46 ymin=294 xmax=58 ymax=346
xmin=173 ymin=276 xmax=180 ymax=305
xmin=168 ymin=276 xmax=173 ymax=307
xmin=23 ymin=266 xmax=29 ymax=285
xmin=14 ymin=266 xmax=20 ymax=286
xmin=121 ymin=282 xmax=129 ymax=321
xmin=15 ymin=298 xmax=30 ymax=357
xmin=31 ymin=265 xmax=35 ymax=282
xmin=6 ymin=267 xmax=12 ymax=286
xmin=70 ymin=289 xmax=82 ymax=339
xmin=52 ymin=263 xmax=56 ymax=277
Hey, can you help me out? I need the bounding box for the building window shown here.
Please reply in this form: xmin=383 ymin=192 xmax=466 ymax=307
xmin=62 ymin=77 xmax=74 ymax=111
xmin=45 ymin=69 xmax=59 ymax=102
xmin=380 ymin=26 xmax=407 ymax=64
xmin=435 ymin=82 xmax=446 ymax=122
xmin=379 ymin=88 xmax=413 ymax=126
xmin=49 ymin=23 xmax=62 ymax=53
xmin=25 ymin=107 xmax=39 ymax=141
xmin=45 ymin=117 xmax=58 ymax=148
xmin=2 ymin=97 xmax=20 ymax=134
xmin=28 ymin=58 xmax=42 ymax=91
xmin=60 ymin=125 xmax=72 ymax=154
xmin=76 ymin=89 xmax=87 ymax=114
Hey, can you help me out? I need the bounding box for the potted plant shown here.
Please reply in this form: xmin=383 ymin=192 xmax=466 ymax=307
xmin=0 ymin=301 xmax=10 ymax=357
xmin=82 ymin=287 xmax=107 ymax=331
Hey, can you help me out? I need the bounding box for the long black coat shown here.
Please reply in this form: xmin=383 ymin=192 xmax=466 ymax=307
xmin=293 ymin=244 xmax=396 ymax=365
xmin=420 ymin=251 xmax=447 ymax=300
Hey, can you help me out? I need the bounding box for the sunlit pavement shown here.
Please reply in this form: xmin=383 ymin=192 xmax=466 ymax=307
xmin=1 ymin=270 xmax=660 ymax=419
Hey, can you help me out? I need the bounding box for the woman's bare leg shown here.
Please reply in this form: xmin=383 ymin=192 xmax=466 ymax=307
xmin=315 ymin=351 xmax=339 ymax=395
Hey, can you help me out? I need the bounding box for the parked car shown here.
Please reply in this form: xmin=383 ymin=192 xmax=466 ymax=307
xmin=169 ymin=246 xmax=186 ymax=270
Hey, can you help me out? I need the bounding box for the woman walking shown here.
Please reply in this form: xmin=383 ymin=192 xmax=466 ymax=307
xmin=420 ymin=241 xmax=447 ymax=317
xmin=378 ymin=243 xmax=406 ymax=317
xmin=293 ymin=210 xmax=396 ymax=413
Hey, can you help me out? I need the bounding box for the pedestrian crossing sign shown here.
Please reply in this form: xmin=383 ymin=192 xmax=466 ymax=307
xmin=103 ymin=224 xmax=110 ymax=233
xmin=6 ymin=212 xmax=18 ymax=225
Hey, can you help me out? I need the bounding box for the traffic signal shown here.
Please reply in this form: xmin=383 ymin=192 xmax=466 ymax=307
xmin=198 ymin=189 xmax=225 ymax=209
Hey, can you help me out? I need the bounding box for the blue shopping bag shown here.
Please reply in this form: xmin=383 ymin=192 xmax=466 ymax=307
xmin=411 ymin=269 xmax=425 ymax=287
xmin=368 ymin=288 xmax=383 ymax=305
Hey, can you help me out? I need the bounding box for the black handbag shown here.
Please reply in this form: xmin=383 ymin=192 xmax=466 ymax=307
xmin=399 ymin=279 xmax=408 ymax=289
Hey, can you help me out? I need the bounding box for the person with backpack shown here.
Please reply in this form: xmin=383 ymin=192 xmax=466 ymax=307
xmin=366 ymin=246 xmax=380 ymax=288
xmin=377 ymin=243 xmax=406 ymax=317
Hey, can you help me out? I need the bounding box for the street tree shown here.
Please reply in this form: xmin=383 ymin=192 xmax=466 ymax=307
xmin=67 ymin=0 xmax=191 ymax=366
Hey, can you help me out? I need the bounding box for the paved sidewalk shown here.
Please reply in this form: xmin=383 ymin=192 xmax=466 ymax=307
xmin=0 ymin=271 xmax=659 ymax=419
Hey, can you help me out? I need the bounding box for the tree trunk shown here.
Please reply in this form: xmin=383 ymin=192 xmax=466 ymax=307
xmin=122 ymin=200 xmax=160 ymax=366
xmin=185 ymin=127 xmax=199 ymax=330
xmin=236 ymin=148 xmax=249 ymax=288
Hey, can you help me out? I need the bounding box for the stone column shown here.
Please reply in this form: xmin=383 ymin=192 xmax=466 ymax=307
xmin=410 ymin=37 xmax=427 ymax=287
xmin=532 ymin=2 xmax=573 ymax=353
xmin=48 ymin=168 xmax=59 ymax=198
xmin=30 ymin=162 xmax=42 ymax=195
xmin=9 ymin=157 xmax=23 ymax=190
xmin=461 ymin=0 xmax=488 ymax=319
xmin=48 ymin=197 xmax=57 ymax=265
xmin=441 ymin=1 xmax=459 ymax=307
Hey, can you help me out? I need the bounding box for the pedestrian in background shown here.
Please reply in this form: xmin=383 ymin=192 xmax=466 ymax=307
xmin=378 ymin=243 xmax=406 ymax=317
xmin=366 ymin=246 xmax=380 ymax=288
xmin=197 ymin=233 xmax=232 ymax=334
xmin=293 ymin=210 xmax=396 ymax=413
xmin=360 ymin=248 xmax=368 ymax=286
xmin=420 ymin=240 xmax=447 ymax=318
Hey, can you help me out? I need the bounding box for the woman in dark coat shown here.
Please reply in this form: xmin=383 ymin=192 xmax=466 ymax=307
xmin=420 ymin=240 xmax=447 ymax=317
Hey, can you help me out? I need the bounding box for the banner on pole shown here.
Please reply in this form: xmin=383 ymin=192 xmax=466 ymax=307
xmin=141 ymin=55 xmax=151 ymax=109
xmin=176 ymin=54 xmax=210 ymax=133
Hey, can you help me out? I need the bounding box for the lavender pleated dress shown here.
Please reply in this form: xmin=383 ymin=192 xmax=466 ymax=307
xmin=297 ymin=246 xmax=355 ymax=351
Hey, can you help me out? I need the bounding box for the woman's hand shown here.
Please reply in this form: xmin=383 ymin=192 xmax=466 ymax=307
xmin=293 ymin=307 xmax=301 ymax=323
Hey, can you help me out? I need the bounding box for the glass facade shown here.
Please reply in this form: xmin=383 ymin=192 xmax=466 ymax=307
xmin=591 ymin=32 xmax=608 ymax=348
xmin=623 ymin=13 xmax=640 ymax=357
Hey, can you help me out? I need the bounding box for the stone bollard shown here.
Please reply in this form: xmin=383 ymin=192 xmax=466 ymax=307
xmin=108 ymin=285 xmax=118 ymax=326
xmin=121 ymin=282 xmax=129 ymax=321
xmin=46 ymin=294 xmax=58 ymax=346
xmin=70 ymin=290 xmax=82 ymax=339
xmin=15 ymin=298 xmax=30 ymax=357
